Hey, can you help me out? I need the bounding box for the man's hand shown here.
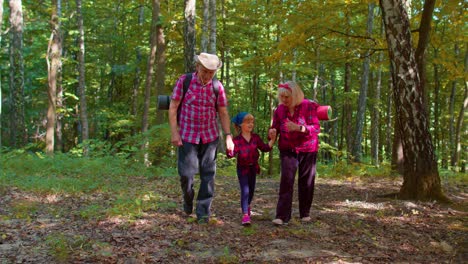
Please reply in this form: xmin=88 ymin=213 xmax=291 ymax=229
xmin=171 ymin=132 xmax=183 ymax=147
xmin=226 ymin=135 xmax=234 ymax=152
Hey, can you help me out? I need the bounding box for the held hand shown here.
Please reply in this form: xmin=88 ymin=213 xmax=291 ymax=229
xmin=268 ymin=128 xmax=276 ymax=139
xmin=270 ymin=128 xmax=277 ymax=140
xmin=171 ymin=133 xmax=183 ymax=147
xmin=226 ymin=135 xmax=234 ymax=152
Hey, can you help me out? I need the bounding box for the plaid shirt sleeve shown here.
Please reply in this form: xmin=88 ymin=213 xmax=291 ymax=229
xmin=216 ymin=82 xmax=228 ymax=108
xmin=253 ymin=134 xmax=272 ymax=152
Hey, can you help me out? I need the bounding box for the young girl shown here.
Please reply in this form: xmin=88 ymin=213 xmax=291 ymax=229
xmin=227 ymin=112 xmax=276 ymax=226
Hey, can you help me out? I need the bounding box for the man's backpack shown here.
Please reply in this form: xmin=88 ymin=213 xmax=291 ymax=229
xmin=157 ymin=73 xmax=219 ymax=112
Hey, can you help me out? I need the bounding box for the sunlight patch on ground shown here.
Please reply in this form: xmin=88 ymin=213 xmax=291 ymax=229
xmin=337 ymin=200 xmax=387 ymax=210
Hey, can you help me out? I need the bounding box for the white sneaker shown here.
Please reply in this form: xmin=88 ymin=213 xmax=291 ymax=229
xmin=301 ymin=216 xmax=311 ymax=222
xmin=272 ymin=218 xmax=284 ymax=226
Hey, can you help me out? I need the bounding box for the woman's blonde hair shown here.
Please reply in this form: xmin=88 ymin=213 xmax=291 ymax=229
xmin=277 ymin=81 xmax=305 ymax=106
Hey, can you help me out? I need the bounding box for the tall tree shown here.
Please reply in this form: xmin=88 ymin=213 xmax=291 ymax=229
xmin=54 ymin=0 xmax=64 ymax=152
xmin=414 ymin=0 xmax=436 ymax=110
xmin=155 ymin=0 xmax=167 ymax=125
xmin=76 ymin=0 xmax=89 ymax=155
xmin=451 ymin=47 xmax=467 ymax=171
xmin=46 ymin=0 xmax=63 ymax=155
xmin=208 ymin=0 xmax=217 ymax=54
xmin=132 ymin=4 xmax=144 ymax=135
xmin=141 ymin=0 xmax=160 ymax=165
xmin=380 ymin=0 xmax=446 ymax=201
xmin=342 ymin=8 xmax=353 ymax=157
xmin=201 ymin=0 xmax=209 ymax=52
xmin=184 ymin=0 xmax=196 ymax=72
xmin=351 ymin=3 xmax=375 ymax=162
xmin=0 ymin=0 xmax=3 ymax=149
xmin=9 ymin=0 xmax=25 ymax=147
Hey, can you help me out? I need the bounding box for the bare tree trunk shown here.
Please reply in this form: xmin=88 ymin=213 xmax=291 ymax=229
xmin=352 ymin=3 xmax=374 ymax=162
xmin=414 ymin=0 xmax=436 ymax=111
xmin=371 ymin=50 xmax=382 ymax=166
xmin=9 ymin=0 xmax=26 ymax=147
xmin=451 ymin=47 xmax=468 ymax=172
xmin=155 ymin=1 xmax=167 ymax=125
xmin=201 ymin=0 xmax=208 ymax=52
xmin=343 ymin=9 xmax=353 ymax=158
xmin=432 ymin=59 xmax=441 ymax=158
xmin=0 ymin=0 xmax=3 ymax=150
xmin=141 ymin=0 xmax=160 ymax=166
xmin=385 ymin=77 xmax=393 ymax=161
xmin=184 ymin=0 xmax=196 ymax=72
xmin=380 ymin=0 xmax=446 ymax=201
xmin=46 ymin=0 xmax=62 ymax=155
xmin=131 ymin=5 xmax=144 ymax=135
xmin=76 ymin=0 xmax=89 ymax=155
xmin=209 ymin=0 xmax=217 ymax=54
xmin=54 ymin=0 xmax=63 ymax=152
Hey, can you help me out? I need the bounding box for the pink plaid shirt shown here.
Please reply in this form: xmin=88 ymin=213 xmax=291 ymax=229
xmin=171 ymin=72 xmax=228 ymax=144
xmin=271 ymin=99 xmax=321 ymax=153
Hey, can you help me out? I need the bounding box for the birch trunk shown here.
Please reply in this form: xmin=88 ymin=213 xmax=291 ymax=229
xmin=380 ymin=0 xmax=446 ymax=201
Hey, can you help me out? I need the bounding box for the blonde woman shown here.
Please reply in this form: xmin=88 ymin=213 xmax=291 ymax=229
xmin=268 ymin=81 xmax=321 ymax=225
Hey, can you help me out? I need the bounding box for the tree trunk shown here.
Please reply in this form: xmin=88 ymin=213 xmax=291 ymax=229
xmin=385 ymin=76 xmax=393 ymax=161
xmin=380 ymin=0 xmax=446 ymax=201
xmin=9 ymin=0 xmax=26 ymax=147
xmin=54 ymin=0 xmax=63 ymax=152
xmin=132 ymin=5 xmax=144 ymax=135
xmin=201 ymin=0 xmax=208 ymax=52
xmin=209 ymin=0 xmax=217 ymax=54
xmin=141 ymin=0 xmax=160 ymax=166
xmin=184 ymin=0 xmax=196 ymax=72
xmin=142 ymin=0 xmax=159 ymax=134
xmin=155 ymin=1 xmax=167 ymax=125
xmin=414 ymin=0 xmax=436 ymax=111
xmin=352 ymin=3 xmax=374 ymax=162
xmin=0 ymin=0 xmax=3 ymax=150
xmin=451 ymin=47 xmax=468 ymax=172
xmin=371 ymin=51 xmax=382 ymax=166
xmin=76 ymin=0 xmax=89 ymax=155
xmin=343 ymin=10 xmax=353 ymax=158
xmin=46 ymin=0 xmax=62 ymax=155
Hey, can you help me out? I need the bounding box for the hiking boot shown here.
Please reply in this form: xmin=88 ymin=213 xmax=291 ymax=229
xmin=197 ymin=216 xmax=209 ymax=224
xmin=183 ymin=203 xmax=193 ymax=215
xmin=301 ymin=216 xmax=311 ymax=223
xmin=242 ymin=214 xmax=251 ymax=226
xmin=272 ymin=218 xmax=287 ymax=226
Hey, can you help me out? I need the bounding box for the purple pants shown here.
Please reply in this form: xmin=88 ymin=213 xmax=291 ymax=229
xmin=237 ymin=165 xmax=257 ymax=214
xmin=275 ymin=151 xmax=317 ymax=223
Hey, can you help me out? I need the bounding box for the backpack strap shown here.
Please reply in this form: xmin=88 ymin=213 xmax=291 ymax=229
xmin=181 ymin=73 xmax=193 ymax=103
xmin=212 ymin=77 xmax=219 ymax=110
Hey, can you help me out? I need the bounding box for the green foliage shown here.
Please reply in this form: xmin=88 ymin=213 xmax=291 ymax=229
xmin=0 ymin=152 xmax=158 ymax=194
xmin=318 ymin=160 xmax=396 ymax=179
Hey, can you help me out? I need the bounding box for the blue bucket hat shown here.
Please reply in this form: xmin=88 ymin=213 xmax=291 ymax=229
xmin=231 ymin=112 xmax=249 ymax=126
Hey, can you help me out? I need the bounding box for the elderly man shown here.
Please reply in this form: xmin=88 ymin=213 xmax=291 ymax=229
xmin=169 ymin=53 xmax=234 ymax=223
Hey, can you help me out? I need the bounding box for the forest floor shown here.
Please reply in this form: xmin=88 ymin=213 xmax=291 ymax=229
xmin=0 ymin=173 xmax=466 ymax=263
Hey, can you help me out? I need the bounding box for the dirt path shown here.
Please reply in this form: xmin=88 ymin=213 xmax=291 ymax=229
xmin=0 ymin=175 xmax=466 ymax=263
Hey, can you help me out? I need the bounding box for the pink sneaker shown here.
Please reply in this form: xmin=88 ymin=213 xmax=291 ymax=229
xmin=241 ymin=214 xmax=251 ymax=226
